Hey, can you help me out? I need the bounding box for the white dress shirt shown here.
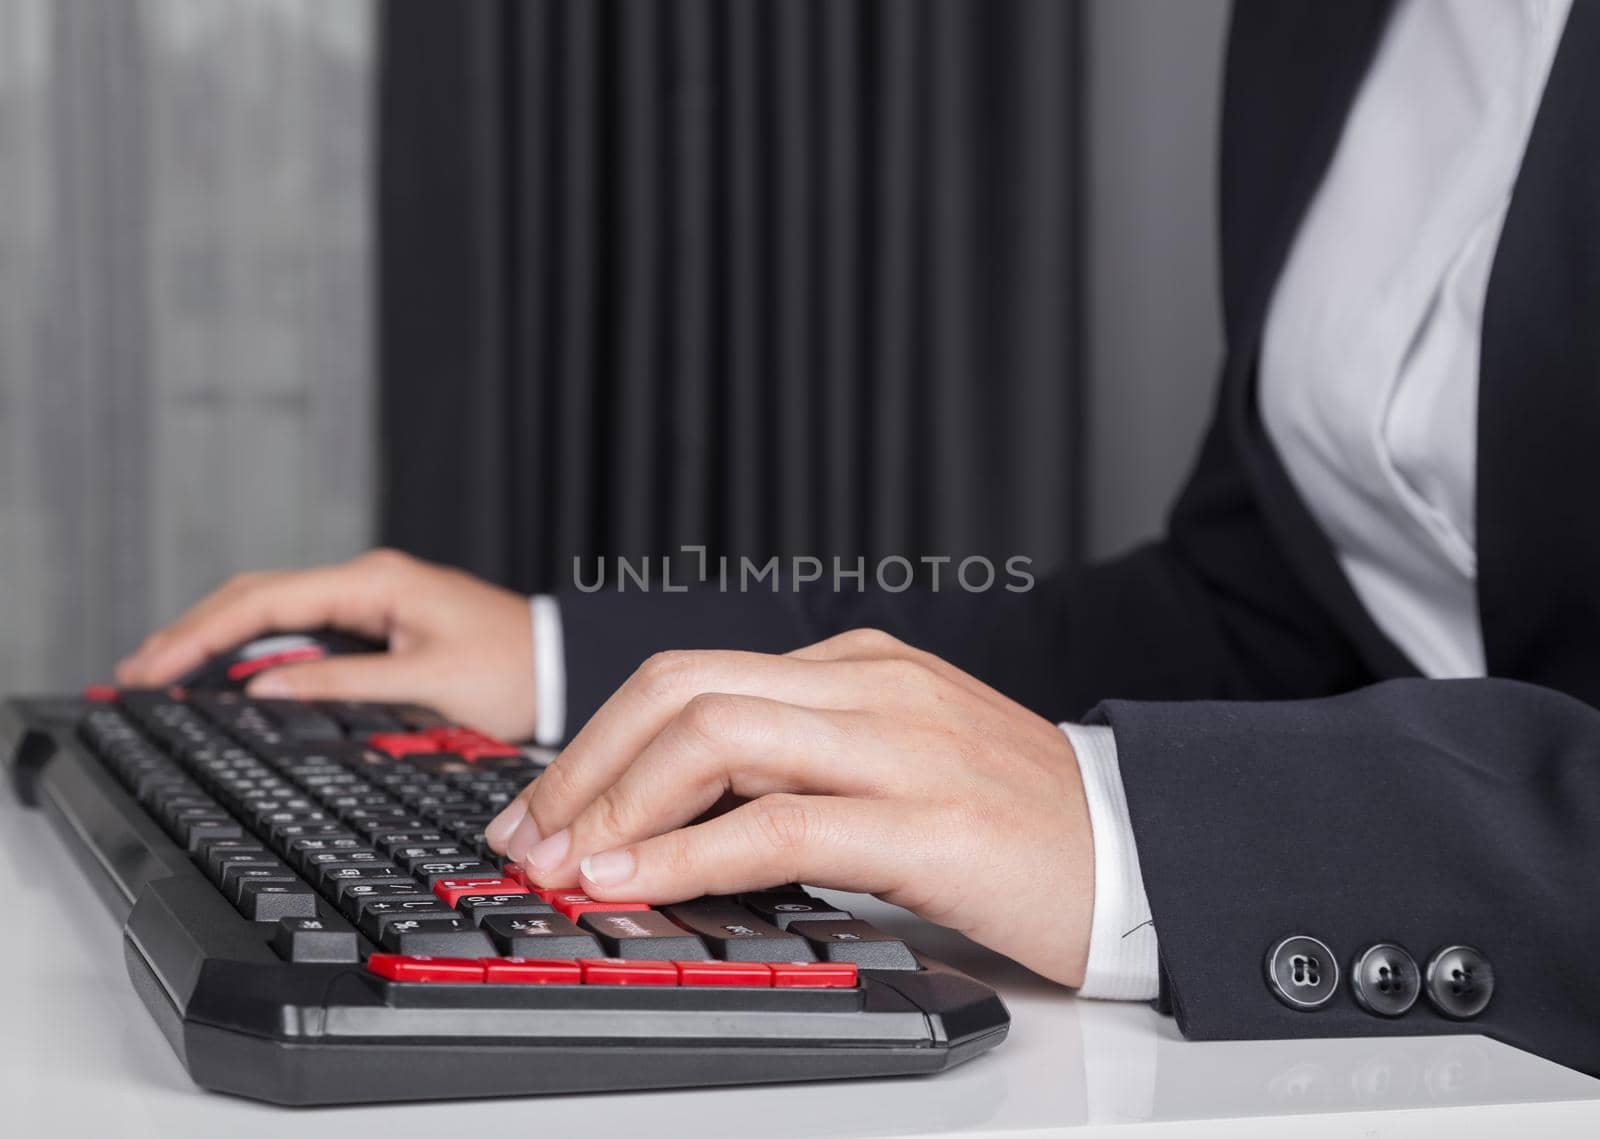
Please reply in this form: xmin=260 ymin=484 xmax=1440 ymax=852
xmin=528 ymin=0 xmax=1574 ymax=1001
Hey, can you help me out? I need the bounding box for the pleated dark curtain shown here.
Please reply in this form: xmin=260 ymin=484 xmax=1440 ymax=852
xmin=377 ymin=0 xmax=1083 ymax=594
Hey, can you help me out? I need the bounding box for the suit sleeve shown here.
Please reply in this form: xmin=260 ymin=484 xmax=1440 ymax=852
xmin=556 ymin=413 xmax=1380 ymax=729
xmin=1096 ymin=677 xmax=1600 ymax=1075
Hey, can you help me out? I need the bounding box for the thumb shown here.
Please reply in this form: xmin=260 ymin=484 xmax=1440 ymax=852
xmin=246 ymin=651 xmax=428 ymax=704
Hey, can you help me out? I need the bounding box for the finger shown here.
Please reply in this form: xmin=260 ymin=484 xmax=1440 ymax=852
xmin=576 ymin=794 xmax=915 ymax=903
xmin=116 ymin=560 xmax=397 ymax=686
xmin=514 ymin=695 xmax=879 ymax=884
xmin=789 ymin=627 xmax=1002 ymax=704
xmin=244 ymin=651 xmax=424 ymax=703
xmin=486 ymin=781 xmax=538 ymax=854
xmin=521 ymin=651 xmax=910 ymax=843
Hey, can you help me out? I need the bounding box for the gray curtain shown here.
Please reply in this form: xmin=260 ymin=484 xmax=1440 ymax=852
xmin=0 ymin=0 xmax=375 ymax=691
xmin=379 ymin=0 xmax=1084 ymax=595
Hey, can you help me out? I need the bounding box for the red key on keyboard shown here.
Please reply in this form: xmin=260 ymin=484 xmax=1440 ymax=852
xmin=455 ymin=741 xmax=524 ymax=760
xmin=421 ymin=727 xmax=522 ymax=760
xmin=552 ymin=891 xmax=652 ymax=920
xmin=483 ymin=958 xmax=582 ymax=985
xmin=367 ymin=733 xmax=441 ymax=758
xmin=366 ymin=954 xmax=486 ymax=983
xmin=770 ymin=961 xmax=858 ymax=989
xmin=432 ymin=877 xmax=529 ymax=907
xmin=676 ymin=960 xmax=773 ymax=987
xmin=579 ymin=958 xmax=679 ymax=986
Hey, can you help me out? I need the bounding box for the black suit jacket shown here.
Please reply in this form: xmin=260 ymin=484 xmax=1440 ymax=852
xmin=555 ymin=0 xmax=1600 ymax=1074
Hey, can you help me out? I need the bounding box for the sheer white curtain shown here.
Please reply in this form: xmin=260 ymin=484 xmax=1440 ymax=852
xmin=0 ymin=0 xmax=374 ymax=690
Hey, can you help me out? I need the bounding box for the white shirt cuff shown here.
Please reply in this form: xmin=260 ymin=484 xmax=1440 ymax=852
xmin=1061 ymin=722 xmax=1160 ymax=1000
xmin=530 ymin=595 xmax=566 ymax=746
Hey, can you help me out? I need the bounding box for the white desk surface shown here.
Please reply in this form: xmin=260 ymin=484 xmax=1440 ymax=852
xmin=3 ymin=788 xmax=1598 ymax=1139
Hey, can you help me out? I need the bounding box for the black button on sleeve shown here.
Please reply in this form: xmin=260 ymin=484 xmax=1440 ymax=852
xmin=1424 ymin=945 xmax=1494 ymax=1019
xmin=1265 ymin=934 xmax=1340 ymax=1010
xmin=1350 ymin=942 xmax=1420 ymax=1017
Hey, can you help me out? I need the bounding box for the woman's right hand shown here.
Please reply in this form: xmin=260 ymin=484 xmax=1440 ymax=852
xmin=114 ymin=548 xmax=537 ymax=741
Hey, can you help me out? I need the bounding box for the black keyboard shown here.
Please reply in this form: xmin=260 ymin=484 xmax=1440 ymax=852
xmin=1 ymin=689 xmax=1008 ymax=1104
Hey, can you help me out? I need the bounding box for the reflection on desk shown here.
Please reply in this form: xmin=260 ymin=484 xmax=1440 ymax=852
xmin=0 ymin=788 xmax=1596 ymax=1139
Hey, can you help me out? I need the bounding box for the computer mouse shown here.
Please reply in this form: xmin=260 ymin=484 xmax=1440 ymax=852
xmin=175 ymin=629 xmax=386 ymax=691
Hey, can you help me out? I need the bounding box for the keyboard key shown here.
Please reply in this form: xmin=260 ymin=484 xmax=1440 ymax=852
xmin=411 ymin=859 xmax=502 ymax=886
xmin=179 ymin=818 xmax=245 ymax=851
xmin=367 ymin=733 xmax=441 ymax=758
xmin=455 ymin=893 xmax=555 ymax=926
xmin=198 ymin=840 xmax=268 ymax=878
xmin=483 ymin=958 xmax=582 ymax=985
xmin=432 ymin=877 xmax=528 ymax=907
xmin=227 ymin=869 xmax=301 ymax=905
xmin=216 ymin=856 xmax=289 ymax=892
xmin=366 ymin=954 xmax=486 ymax=983
xmin=787 ymin=919 xmax=919 ymax=970
xmin=271 ymin=823 xmax=350 ymax=846
xmin=379 ymin=917 xmax=495 ymax=956
xmin=578 ymin=910 xmax=713 ymax=960
xmin=579 ymin=958 xmax=679 ymax=986
xmin=286 ymin=836 xmax=367 ymax=866
xmin=659 ymin=899 xmax=814 ymax=962
xmin=258 ymin=700 xmax=344 ymax=742
xmin=421 ymin=726 xmax=521 ymax=760
xmin=372 ymin=829 xmax=452 ymax=855
xmin=321 ymin=701 xmax=405 ymax=736
xmin=550 ymin=891 xmax=651 ymax=921
xmin=741 ymin=890 xmax=855 ymax=929
xmin=771 ymin=961 xmax=859 ymax=989
xmin=768 ymin=959 xmax=857 ymax=985
xmin=272 ymin=917 xmax=359 ymax=963
xmin=332 ymin=874 xmax=420 ymax=905
xmin=390 ymin=843 xmax=475 ymax=873
xmin=238 ymin=880 xmax=319 ymax=922
xmin=341 ymin=880 xmax=428 ymax=905
xmin=357 ymin=898 xmax=456 ymax=941
xmin=160 ymin=796 xmax=225 ymax=830
xmin=342 ymin=807 xmax=423 ymax=837
xmin=479 ymin=913 xmax=603 ymax=958
xmin=301 ymin=848 xmax=386 ymax=872
xmin=393 ymin=704 xmax=450 ymax=730
xmin=338 ymin=881 xmax=432 ymax=918
xmin=676 ymin=960 xmax=773 ymax=987
xmin=317 ymin=863 xmax=407 ymax=892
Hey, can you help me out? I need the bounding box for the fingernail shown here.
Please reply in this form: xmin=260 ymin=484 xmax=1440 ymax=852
xmin=521 ymin=827 xmax=570 ymax=877
xmin=580 ymin=848 xmax=636 ymax=887
xmin=505 ymin=815 xmax=543 ymax=862
xmin=485 ymin=802 xmax=525 ymax=851
xmin=249 ymin=674 xmax=292 ymax=698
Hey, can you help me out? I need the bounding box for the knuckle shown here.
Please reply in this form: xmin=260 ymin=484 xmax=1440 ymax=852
xmin=359 ymin=547 xmax=413 ymax=575
xmin=531 ymin=757 xmax=581 ymax=818
xmin=588 ymin=786 xmax=637 ymax=845
xmin=677 ymin=692 xmax=748 ymax=745
xmin=877 ymin=655 xmax=936 ymax=693
xmin=633 ymin=650 xmax=702 ymax=702
xmin=660 ymin=829 xmax=700 ymax=880
xmin=835 ymin=627 xmax=903 ymax=656
xmin=748 ymin=794 xmax=817 ymax=856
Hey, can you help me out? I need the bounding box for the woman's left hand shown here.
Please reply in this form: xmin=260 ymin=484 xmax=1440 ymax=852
xmin=485 ymin=628 xmax=1096 ymax=987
